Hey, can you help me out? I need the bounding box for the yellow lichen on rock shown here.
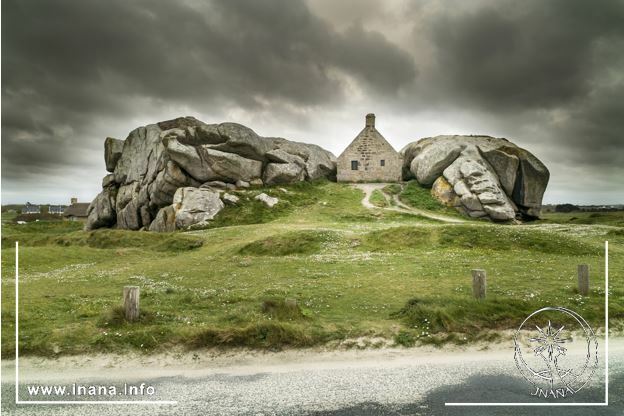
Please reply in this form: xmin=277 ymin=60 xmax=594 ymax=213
xmin=431 ymin=176 xmax=460 ymax=207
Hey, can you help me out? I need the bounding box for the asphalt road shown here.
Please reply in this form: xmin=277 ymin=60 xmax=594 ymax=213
xmin=1 ymin=344 xmax=622 ymax=416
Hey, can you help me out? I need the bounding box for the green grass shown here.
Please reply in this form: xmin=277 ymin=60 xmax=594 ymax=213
xmin=3 ymin=227 xmax=204 ymax=252
xmin=361 ymin=225 xmax=600 ymax=256
xmin=382 ymin=184 xmax=402 ymax=196
xmin=261 ymin=298 xmax=308 ymax=321
xmin=369 ymin=190 xmax=389 ymax=208
xmin=540 ymin=211 xmax=624 ymax=227
xmin=399 ymin=180 xmax=446 ymax=211
xmin=393 ymin=297 xmax=542 ymax=333
xmin=192 ymin=322 xmax=328 ymax=349
xmin=394 ymin=330 xmax=417 ymax=347
xmin=398 ymin=180 xmax=462 ymax=218
xmin=389 ymin=294 xmax=613 ymax=346
xmin=3 ymin=220 xmax=83 ymax=236
xmin=1 ymin=180 xmax=621 ymax=356
xmin=239 ymin=230 xmax=339 ymax=256
xmin=206 ymin=179 xmax=381 ymax=228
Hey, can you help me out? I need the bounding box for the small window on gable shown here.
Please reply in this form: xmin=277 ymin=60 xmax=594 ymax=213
xmin=351 ymin=160 xmax=358 ymax=170
xmin=380 ymin=159 xmax=385 ymax=167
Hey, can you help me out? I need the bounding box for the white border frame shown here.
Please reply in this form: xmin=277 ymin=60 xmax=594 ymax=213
xmin=445 ymin=240 xmax=610 ymax=407
xmin=14 ymin=242 xmax=178 ymax=405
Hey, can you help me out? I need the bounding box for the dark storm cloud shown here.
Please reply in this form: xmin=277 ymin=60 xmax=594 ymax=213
xmin=2 ymin=0 xmax=623 ymax=204
xmin=415 ymin=0 xmax=624 ymax=176
xmin=1 ymin=0 xmax=416 ymax=182
xmin=426 ymin=0 xmax=624 ymax=110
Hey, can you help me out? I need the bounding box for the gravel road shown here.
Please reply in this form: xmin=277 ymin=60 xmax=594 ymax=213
xmin=2 ymin=341 xmax=622 ymax=416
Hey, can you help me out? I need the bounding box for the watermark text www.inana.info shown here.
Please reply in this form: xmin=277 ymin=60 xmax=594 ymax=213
xmin=26 ymin=383 xmax=156 ymax=397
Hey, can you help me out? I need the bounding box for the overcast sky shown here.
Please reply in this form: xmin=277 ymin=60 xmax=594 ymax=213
xmin=2 ymin=0 xmax=623 ymax=205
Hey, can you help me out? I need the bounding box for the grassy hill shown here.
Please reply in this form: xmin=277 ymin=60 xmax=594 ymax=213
xmin=1 ymin=180 xmax=621 ymax=356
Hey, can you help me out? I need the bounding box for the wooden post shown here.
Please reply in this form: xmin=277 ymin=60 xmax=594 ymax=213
xmin=123 ymin=286 xmax=140 ymax=322
xmin=472 ymin=269 xmax=486 ymax=299
xmin=577 ymin=264 xmax=589 ymax=296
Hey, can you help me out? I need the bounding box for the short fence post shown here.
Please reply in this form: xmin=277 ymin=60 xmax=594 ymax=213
xmin=577 ymin=264 xmax=589 ymax=296
xmin=123 ymin=286 xmax=140 ymax=322
xmin=472 ymin=269 xmax=486 ymax=299
xmin=285 ymin=298 xmax=298 ymax=308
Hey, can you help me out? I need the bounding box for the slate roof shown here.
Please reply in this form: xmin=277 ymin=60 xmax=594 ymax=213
xmin=63 ymin=203 xmax=90 ymax=218
xmin=21 ymin=203 xmax=41 ymax=214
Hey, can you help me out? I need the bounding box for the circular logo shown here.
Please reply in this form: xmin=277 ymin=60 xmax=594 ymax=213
xmin=513 ymin=306 xmax=598 ymax=399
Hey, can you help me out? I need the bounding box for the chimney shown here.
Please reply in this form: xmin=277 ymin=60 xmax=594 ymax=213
xmin=365 ymin=113 xmax=375 ymax=128
xmin=70 ymin=197 xmax=78 ymax=205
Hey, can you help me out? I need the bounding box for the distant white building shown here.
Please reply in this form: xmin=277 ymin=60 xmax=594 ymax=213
xmin=21 ymin=202 xmax=41 ymax=214
xmin=48 ymin=205 xmax=65 ymax=215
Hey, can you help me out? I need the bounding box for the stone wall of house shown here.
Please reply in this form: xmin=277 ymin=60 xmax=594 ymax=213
xmin=337 ymin=114 xmax=402 ymax=182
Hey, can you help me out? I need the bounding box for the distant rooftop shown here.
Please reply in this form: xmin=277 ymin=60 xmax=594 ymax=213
xmin=63 ymin=203 xmax=90 ymax=217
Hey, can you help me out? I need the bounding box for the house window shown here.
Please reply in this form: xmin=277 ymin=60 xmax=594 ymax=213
xmin=351 ymin=160 xmax=358 ymax=170
xmin=380 ymin=159 xmax=385 ymax=167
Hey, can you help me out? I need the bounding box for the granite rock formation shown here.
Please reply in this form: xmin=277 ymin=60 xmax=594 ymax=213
xmin=86 ymin=117 xmax=336 ymax=231
xmin=401 ymin=135 xmax=549 ymax=221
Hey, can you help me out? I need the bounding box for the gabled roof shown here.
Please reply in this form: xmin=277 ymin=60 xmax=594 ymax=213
xmin=341 ymin=128 xmax=398 ymax=156
xmin=22 ymin=205 xmax=41 ymax=213
xmin=63 ymin=203 xmax=90 ymax=217
xmin=338 ymin=114 xmax=399 ymax=159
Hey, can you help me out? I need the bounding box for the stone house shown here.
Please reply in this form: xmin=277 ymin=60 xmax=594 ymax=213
xmin=337 ymin=114 xmax=402 ymax=182
xmin=63 ymin=197 xmax=90 ymax=222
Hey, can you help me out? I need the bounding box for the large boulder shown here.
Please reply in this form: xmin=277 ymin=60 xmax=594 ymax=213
xmin=271 ymin=138 xmax=337 ymax=180
xmin=411 ymin=143 xmax=464 ymax=185
xmin=182 ymin=187 xmax=224 ymax=229
xmin=211 ymin=123 xmax=274 ymax=161
xmin=85 ymin=187 xmax=117 ymax=230
xmin=401 ymin=135 xmax=549 ymax=220
xmin=166 ymin=137 xmax=263 ymax=183
xmin=87 ymin=116 xmax=336 ymax=231
xmin=113 ymin=124 xmax=163 ymax=185
xmin=149 ymin=187 xmax=224 ymax=231
xmin=148 ymin=205 xmax=177 ymax=232
xmin=148 ymin=160 xmax=199 ymax=208
xmin=431 ymin=176 xmax=460 ymax=208
xmin=117 ymin=198 xmax=142 ymax=230
xmin=174 ymin=187 xmax=224 ymax=228
xmin=265 ymin=149 xmax=305 ymax=165
xmin=263 ymin=162 xmax=305 ymax=185
xmin=104 ymin=137 xmax=124 ymax=172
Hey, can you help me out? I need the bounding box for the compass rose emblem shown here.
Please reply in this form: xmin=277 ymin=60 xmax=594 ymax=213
xmin=514 ymin=307 xmax=598 ymax=399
